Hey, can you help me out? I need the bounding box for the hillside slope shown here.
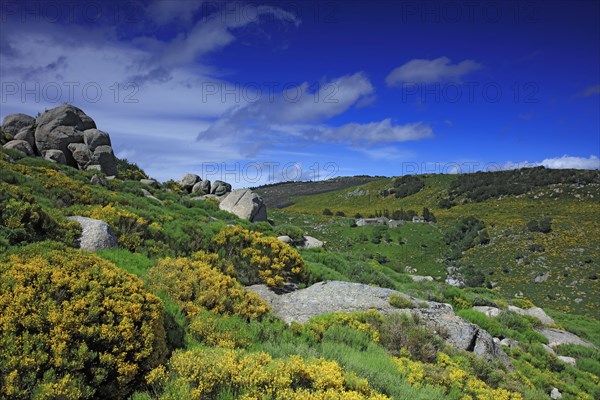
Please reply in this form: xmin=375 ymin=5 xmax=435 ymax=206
xmin=261 ymin=170 xmax=600 ymax=317
xmin=2 ymin=147 xmax=599 ymax=400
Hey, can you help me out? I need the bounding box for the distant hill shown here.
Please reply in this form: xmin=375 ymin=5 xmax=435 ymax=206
xmin=252 ymin=176 xmax=381 ymax=208
xmin=266 ymin=168 xmax=600 ymax=318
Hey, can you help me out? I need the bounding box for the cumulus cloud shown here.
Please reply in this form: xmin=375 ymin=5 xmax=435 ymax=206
xmin=0 ymin=2 xmax=304 ymax=181
xmin=504 ymin=155 xmax=600 ymax=170
xmin=198 ymin=73 xmax=432 ymax=153
xmin=316 ymin=119 xmax=432 ymax=144
xmin=386 ymin=56 xmax=481 ymax=86
xmin=199 ymin=72 xmax=375 ymax=139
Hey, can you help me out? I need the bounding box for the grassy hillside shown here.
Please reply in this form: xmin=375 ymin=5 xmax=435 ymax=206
xmin=253 ymin=176 xmax=382 ymax=208
xmin=269 ymin=171 xmax=600 ymax=318
xmin=2 ymin=148 xmax=599 ymax=400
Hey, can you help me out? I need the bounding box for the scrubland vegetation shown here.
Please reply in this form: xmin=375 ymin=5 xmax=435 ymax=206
xmin=1 ymin=147 xmax=599 ymax=399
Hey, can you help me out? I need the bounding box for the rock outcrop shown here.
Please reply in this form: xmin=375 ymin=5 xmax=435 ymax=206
xmin=1 ymin=105 xmax=118 ymax=176
xmin=1 ymin=113 xmax=35 ymax=136
xmin=43 ymin=149 xmax=67 ymax=164
xmin=298 ymin=236 xmax=324 ymax=249
xmin=178 ymin=174 xmax=232 ymax=197
xmin=211 ymin=180 xmax=232 ymax=196
xmin=179 ymin=174 xmax=200 ymax=192
xmin=508 ymin=306 xmax=555 ymax=325
xmin=67 ymin=216 xmax=117 ymax=251
xmin=536 ymin=327 xmax=596 ymax=348
xmin=13 ymin=126 xmax=35 ymax=148
xmin=140 ymin=179 xmax=159 ymax=188
xmin=219 ymin=189 xmax=267 ymax=222
xmin=247 ymin=281 xmax=512 ymax=367
xmin=3 ymin=139 xmax=34 ymax=156
xmin=277 ymin=235 xmax=294 ymax=245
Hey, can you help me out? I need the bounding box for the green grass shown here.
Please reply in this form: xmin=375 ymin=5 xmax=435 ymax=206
xmin=96 ymin=248 xmax=154 ymax=277
xmin=272 ymin=173 xmax=600 ymax=318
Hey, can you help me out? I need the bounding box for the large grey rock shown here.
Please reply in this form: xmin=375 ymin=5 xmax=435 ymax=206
xmin=191 ymin=181 xmax=207 ymax=195
xmin=536 ymin=328 xmax=596 ymax=348
xmin=500 ymin=338 xmax=519 ymax=349
xmin=200 ymin=179 xmax=211 ymax=194
xmin=277 ymin=235 xmax=294 ymax=244
xmin=409 ymin=275 xmax=434 ymax=282
xmin=13 ymin=126 xmax=36 ymax=150
xmin=1 ymin=113 xmax=35 ymax=136
xmin=247 ymin=281 xmax=512 ymax=367
xmin=542 ymin=344 xmax=556 ymax=355
xmin=140 ymin=179 xmax=159 ymax=188
xmin=3 ymin=139 xmax=34 ymax=156
xmin=43 ymin=149 xmax=67 ymax=164
xmin=92 ymin=145 xmax=117 ymax=176
xmin=83 ymin=129 xmax=111 ymax=152
xmin=523 ymin=307 xmax=555 ymax=325
xmin=508 ymin=306 xmax=555 ymax=325
xmin=299 ymin=235 xmax=324 ymax=249
xmin=218 ymin=188 xmax=267 ymax=222
xmin=68 ymin=143 xmax=91 ymax=169
xmin=557 ymin=356 xmax=576 ymax=367
xmin=473 ymin=306 xmax=502 ymax=318
xmin=90 ymin=174 xmax=105 ymax=186
xmin=551 ymin=388 xmax=562 ymax=400
xmin=141 ymin=188 xmax=162 ymax=203
xmin=191 ymin=179 xmax=213 ymax=195
xmin=211 ymin=180 xmax=232 ymax=196
xmin=34 ymin=105 xmax=92 ymax=166
xmin=179 ymin=173 xmax=200 ymax=192
xmin=67 ymin=216 xmax=117 ymax=251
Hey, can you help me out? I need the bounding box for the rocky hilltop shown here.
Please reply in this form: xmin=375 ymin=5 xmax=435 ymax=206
xmin=1 ymin=105 xmax=269 ymax=223
xmin=2 ymin=105 xmax=118 ymax=176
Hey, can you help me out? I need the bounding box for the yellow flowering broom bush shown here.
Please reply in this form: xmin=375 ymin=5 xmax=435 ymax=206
xmin=213 ymin=225 xmax=308 ymax=287
xmin=393 ymin=353 xmax=524 ymax=400
xmin=147 ymin=255 xmax=270 ymax=319
xmin=84 ymin=204 xmax=150 ymax=251
xmin=0 ymin=181 xmax=80 ymax=247
xmin=0 ymin=243 xmax=168 ymax=399
xmin=145 ymin=347 xmax=389 ymax=400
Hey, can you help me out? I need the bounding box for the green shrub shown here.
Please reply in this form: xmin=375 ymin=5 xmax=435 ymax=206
xmin=322 ymin=208 xmax=333 ymax=216
xmin=274 ymin=224 xmax=305 ymax=242
xmin=391 ymin=175 xmax=425 ymax=199
xmin=0 ymin=243 xmax=168 ymax=399
xmin=116 ymin=158 xmax=148 ymax=180
xmin=389 ymin=294 xmax=414 ymax=309
xmin=378 ymin=313 xmax=444 ymax=362
xmin=0 ymin=181 xmax=80 ymax=246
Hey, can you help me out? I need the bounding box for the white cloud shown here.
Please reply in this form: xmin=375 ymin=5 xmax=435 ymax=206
xmin=504 ymin=155 xmax=600 ymax=170
xmin=0 ymin=3 xmax=302 ymax=181
xmin=386 ymin=56 xmax=481 ymax=85
xmin=276 ymin=73 xmax=374 ymax=122
xmin=316 ymin=119 xmax=432 ymax=144
xmin=198 ymin=73 xmax=432 ymax=153
xmin=199 ymin=73 xmax=375 ymax=139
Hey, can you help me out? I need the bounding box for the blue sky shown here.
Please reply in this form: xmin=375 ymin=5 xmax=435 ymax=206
xmin=1 ymin=0 xmax=599 ymax=185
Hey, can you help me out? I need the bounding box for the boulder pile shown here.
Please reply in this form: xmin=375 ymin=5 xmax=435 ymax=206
xmin=1 ymin=105 xmax=118 ymax=176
